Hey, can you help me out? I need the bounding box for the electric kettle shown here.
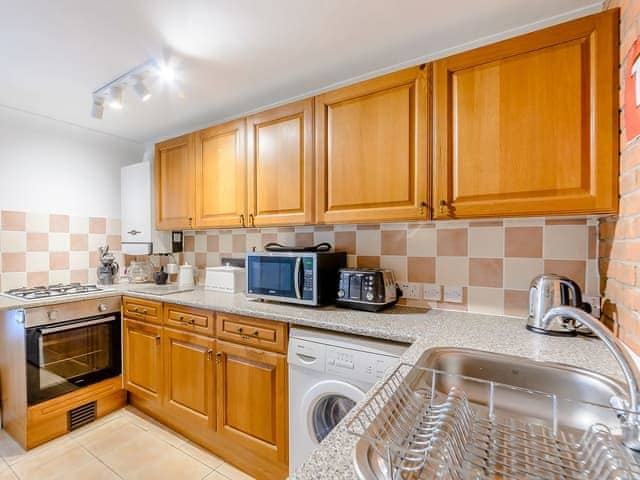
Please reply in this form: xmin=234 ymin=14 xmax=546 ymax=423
xmin=526 ymin=274 xmax=583 ymax=336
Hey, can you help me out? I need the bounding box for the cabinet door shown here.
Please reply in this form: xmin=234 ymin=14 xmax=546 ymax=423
xmin=315 ymin=66 xmax=430 ymax=224
xmin=216 ymin=340 xmax=287 ymax=466
xmin=247 ymin=99 xmax=314 ymax=226
xmin=155 ymin=134 xmax=195 ymax=230
xmin=194 ymin=119 xmax=247 ymax=228
xmin=123 ymin=319 xmax=163 ymax=406
xmin=433 ymin=10 xmax=618 ymax=219
xmin=163 ymin=328 xmax=215 ymax=436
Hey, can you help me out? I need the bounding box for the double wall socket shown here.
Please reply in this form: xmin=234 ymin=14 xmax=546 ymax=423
xmin=443 ymin=286 xmax=464 ymax=303
xmin=399 ymin=282 xmax=420 ymax=300
xmin=423 ymin=284 xmax=441 ymax=301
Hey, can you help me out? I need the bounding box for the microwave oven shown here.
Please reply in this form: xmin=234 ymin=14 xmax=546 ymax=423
xmin=245 ymin=251 xmax=346 ymax=306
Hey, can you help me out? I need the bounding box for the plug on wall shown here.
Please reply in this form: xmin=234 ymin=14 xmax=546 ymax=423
xmin=443 ymin=286 xmax=463 ymax=303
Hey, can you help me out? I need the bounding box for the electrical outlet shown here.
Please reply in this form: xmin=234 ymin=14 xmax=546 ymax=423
xmin=399 ymin=282 xmax=420 ymax=300
xmin=443 ymin=285 xmax=463 ymax=303
xmin=583 ymin=296 xmax=601 ymax=318
xmin=423 ymin=284 xmax=441 ymax=301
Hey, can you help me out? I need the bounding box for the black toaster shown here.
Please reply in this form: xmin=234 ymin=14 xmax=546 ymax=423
xmin=336 ymin=268 xmax=400 ymax=312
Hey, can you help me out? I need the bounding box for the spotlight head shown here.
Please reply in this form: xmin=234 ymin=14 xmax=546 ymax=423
xmin=158 ymin=64 xmax=175 ymax=83
xmin=91 ymin=96 xmax=104 ymax=119
xmin=108 ymin=86 xmax=123 ymax=109
xmin=133 ymin=76 xmax=151 ymax=102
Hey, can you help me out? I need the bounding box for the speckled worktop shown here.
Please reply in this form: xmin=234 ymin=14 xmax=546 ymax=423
xmin=0 ymin=285 xmax=624 ymax=479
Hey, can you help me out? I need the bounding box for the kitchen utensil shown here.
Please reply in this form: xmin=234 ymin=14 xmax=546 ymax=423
xmin=336 ymin=268 xmax=400 ymax=312
xmin=205 ymin=265 xmax=245 ymax=293
xmin=127 ymin=260 xmax=153 ymax=283
xmin=178 ymin=263 xmax=195 ymax=287
xmin=97 ymin=245 xmax=119 ymax=285
xmin=526 ymin=273 xmax=582 ymax=335
xmin=154 ymin=267 xmax=168 ymax=285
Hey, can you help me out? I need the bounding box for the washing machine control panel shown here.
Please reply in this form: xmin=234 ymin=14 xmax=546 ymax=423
xmin=326 ymin=345 xmax=396 ymax=384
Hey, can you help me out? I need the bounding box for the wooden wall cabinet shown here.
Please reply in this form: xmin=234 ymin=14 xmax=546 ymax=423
xmin=433 ymin=9 xmax=619 ymax=219
xmin=123 ymin=318 xmax=163 ymax=407
xmin=247 ymin=99 xmax=315 ymax=226
xmin=194 ymin=119 xmax=247 ymax=228
xmin=155 ymin=134 xmax=195 ymax=230
xmin=315 ymin=66 xmax=430 ymax=224
xmin=216 ymin=340 xmax=288 ymax=467
xmin=163 ymin=328 xmax=216 ymax=438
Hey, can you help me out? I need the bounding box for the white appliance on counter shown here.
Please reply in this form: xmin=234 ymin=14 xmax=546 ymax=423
xmin=121 ymin=162 xmax=152 ymax=255
xmin=205 ymin=265 xmax=245 ymax=293
xmin=288 ymin=327 xmax=407 ymax=474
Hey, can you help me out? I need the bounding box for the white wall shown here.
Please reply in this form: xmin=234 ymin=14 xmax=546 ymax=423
xmin=0 ymin=106 xmax=144 ymax=218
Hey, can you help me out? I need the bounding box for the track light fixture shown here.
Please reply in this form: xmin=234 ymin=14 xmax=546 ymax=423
xmin=91 ymin=58 xmax=177 ymax=119
xmin=133 ymin=76 xmax=151 ymax=102
xmin=91 ymin=96 xmax=104 ymax=119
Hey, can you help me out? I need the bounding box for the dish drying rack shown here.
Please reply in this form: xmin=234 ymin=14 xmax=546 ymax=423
xmin=346 ymin=363 xmax=640 ymax=480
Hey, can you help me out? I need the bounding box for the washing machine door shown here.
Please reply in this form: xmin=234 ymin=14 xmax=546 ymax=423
xmin=301 ymin=379 xmax=365 ymax=444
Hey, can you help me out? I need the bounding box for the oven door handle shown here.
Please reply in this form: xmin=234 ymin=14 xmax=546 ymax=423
xmin=294 ymin=257 xmax=303 ymax=300
xmin=38 ymin=315 xmax=117 ymax=335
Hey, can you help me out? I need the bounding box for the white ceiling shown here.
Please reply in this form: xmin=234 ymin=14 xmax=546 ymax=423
xmin=0 ymin=0 xmax=601 ymax=144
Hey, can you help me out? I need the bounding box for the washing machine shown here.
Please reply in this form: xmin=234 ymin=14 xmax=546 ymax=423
xmin=288 ymin=326 xmax=407 ymax=474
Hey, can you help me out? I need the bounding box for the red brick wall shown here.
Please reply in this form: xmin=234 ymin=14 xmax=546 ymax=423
xmin=601 ymin=0 xmax=640 ymax=353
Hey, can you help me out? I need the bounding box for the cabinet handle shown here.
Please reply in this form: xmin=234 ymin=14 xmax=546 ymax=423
xmin=207 ymin=349 xmax=213 ymax=360
xmin=249 ymin=214 xmax=255 ymax=228
xmin=188 ymin=217 xmax=193 ymax=228
xmin=439 ymin=200 xmax=452 ymax=216
xmin=419 ymin=201 xmax=427 ymax=216
xmin=127 ymin=229 xmax=141 ymax=236
xmin=215 ymin=351 xmax=222 ymax=363
xmin=155 ymin=335 xmax=161 ymax=344
xmin=239 ymin=214 xmax=246 ymax=227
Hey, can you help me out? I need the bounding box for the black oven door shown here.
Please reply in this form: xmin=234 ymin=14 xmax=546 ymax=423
xmin=25 ymin=314 xmax=121 ymax=405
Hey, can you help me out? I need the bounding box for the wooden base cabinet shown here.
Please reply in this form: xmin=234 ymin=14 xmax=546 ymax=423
xmin=163 ymin=328 xmax=216 ymax=439
xmin=216 ymin=340 xmax=288 ymax=469
xmin=433 ymin=9 xmax=619 ymax=219
xmin=123 ymin=318 xmax=163 ymax=408
xmin=124 ymin=302 xmax=289 ymax=479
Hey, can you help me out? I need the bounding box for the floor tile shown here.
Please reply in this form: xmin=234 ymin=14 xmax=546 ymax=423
xmin=0 ymin=431 xmax=77 ymax=466
xmin=11 ymin=442 xmax=94 ymax=480
xmin=75 ymin=416 xmax=147 ymax=458
xmin=180 ymin=442 xmax=224 ymax=469
xmin=68 ymin=410 xmax=123 ymax=439
xmin=204 ymin=472 xmax=230 ymax=480
xmin=216 ymin=462 xmax=254 ymax=480
xmin=121 ymin=407 xmax=187 ymax=447
xmin=99 ymin=431 xmax=210 ymax=480
xmin=0 ymin=470 xmax=17 ymax=480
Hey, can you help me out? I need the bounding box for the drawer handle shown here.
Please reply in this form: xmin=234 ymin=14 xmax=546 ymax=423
xmin=236 ymin=327 xmax=243 ymax=333
xmin=253 ymin=330 xmax=259 ymax=336
xmin=189 ymin=318 xmax=195 ymax=325
xmin=133 ymin=307 xmax=139 ymax=313
xmin=142 ymin=309 xmax=148 ymax=314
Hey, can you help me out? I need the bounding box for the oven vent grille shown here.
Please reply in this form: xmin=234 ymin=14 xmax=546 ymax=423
xmin=68 ymin=401 xmax=97 ymax=431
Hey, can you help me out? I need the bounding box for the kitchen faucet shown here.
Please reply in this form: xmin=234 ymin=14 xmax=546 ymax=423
xmin=541 ymin=306 xmax=640 ymax=451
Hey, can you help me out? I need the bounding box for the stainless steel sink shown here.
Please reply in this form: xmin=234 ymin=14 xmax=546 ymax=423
xmin=353 ymin=347 xmax=628 ymax=480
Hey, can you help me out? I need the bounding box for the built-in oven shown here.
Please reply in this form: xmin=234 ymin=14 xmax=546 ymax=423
xmin=25 ymin=301 xmax=121 ymax=405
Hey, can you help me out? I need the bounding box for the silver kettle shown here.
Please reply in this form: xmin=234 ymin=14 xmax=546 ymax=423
xmin=526 ymin=274 xmax=582 ymax=336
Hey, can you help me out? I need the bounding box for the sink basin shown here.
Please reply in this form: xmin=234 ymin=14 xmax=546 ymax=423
xmin=415 ymin=347 xmax=626 ymax=432
xmin=352 ymin=347 xmax=628 ymax=480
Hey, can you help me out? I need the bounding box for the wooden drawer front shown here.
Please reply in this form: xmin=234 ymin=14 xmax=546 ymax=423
xmin=164 ymin=304 xmax=215 ymax=337
xmin=217 ymin=314 xmax=287 ymax=353
xmin=123 ymin=297 xmax=162 ymax=324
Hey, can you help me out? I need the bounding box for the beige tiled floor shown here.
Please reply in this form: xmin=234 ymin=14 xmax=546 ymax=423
xmin=0 ymin=407 xmax=255 ymax=480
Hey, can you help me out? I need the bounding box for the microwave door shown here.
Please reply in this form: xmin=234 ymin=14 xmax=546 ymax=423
xmin=248 ymin=256 xmax=299 ymax=299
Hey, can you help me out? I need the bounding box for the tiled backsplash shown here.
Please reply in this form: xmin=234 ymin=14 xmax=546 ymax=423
xmin=0 ymin=210 xmax=122 ymax=290
xmin=183 ymin=217 xmax=599 ymax=317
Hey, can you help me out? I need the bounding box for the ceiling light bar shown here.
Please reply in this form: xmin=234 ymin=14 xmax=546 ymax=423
xmin=91 ymin=58 xmax=176 ymax=119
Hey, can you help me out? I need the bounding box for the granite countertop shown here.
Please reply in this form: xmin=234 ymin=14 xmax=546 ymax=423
xmin=0 ymin=284 xmax=624 ymax=479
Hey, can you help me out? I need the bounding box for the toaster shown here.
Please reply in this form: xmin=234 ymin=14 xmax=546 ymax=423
xmin=336 ymin=268 xmax=399 ymax=312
